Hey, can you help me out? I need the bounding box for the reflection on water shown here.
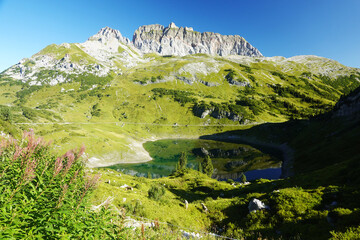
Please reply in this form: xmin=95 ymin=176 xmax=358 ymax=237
xmin=106 ymin=139 xmax=282 ymax=181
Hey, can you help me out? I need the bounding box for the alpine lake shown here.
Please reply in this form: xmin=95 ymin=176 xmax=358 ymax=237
xmin=106 ymin=139 xmax=282 ymax=182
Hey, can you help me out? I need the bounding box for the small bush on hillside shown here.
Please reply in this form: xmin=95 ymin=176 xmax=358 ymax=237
xmin=22 ymin=107 xmax=37 ymax=120
xmin=148 ymin=184 xmax=166 ymax=201
xmin=0 ymin=106 xmax=13 ymax=122
xmin=269 ymin=188 xmax=322 ymax=221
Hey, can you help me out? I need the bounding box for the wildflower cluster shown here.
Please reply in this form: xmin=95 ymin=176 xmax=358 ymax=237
xmin=0 ymin=130 xmax=119 ymax=239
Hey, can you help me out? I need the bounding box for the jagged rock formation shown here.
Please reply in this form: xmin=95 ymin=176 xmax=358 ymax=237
xmin=132 ymin=22 xmax=262 ymax=57
xmin=88 ymin=26 xmax=131 ymax=45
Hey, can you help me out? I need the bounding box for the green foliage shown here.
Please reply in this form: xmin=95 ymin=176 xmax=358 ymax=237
xmin=225 ymin=69 xmax=249 ymax=85
xmin=22 ymin=107 xmax=37 ymax=120
xmin=240 ymin=172 xmax=247 ymax=183
xmin=201 ymin=155 xmax=214 ymax=177
xmin=16 ymin=85 xmax=43 ymax=104
xmin=237 ymin=97 xmax=265 ymax=115
xmin=0 ymin=131 xmax=121 ymax=238
xmin=152 ymin=88 xmax=196 ymax=106
xmin=226 ymin=179 xmax=234 ymax=184
xmin=176 ymin=151 xmax=188 ymax=171
xmin=239 ymin=64 xmax=253 ymax=74
xmin=271 ymin=71 xmax=287 ymax=80
xmin=318 ymin=74 xmax=360 ymax=96
xmin=91 ymin=103 xmax=101 ymax=117
xmin=270 ymin=188 xmax=322 ymax=221
xmin=118 ymin=46 xmax=125 ymax=53
xmin=0 ymin=105 xmax=13 ymax=122
xmin=330 ymin=226 xmax=360 ymax=240
xmin=148 ymin=184 xmax=166 ymax=201
xmin=269 ymin=84 xmax=324 ymax=104
xmin=72 ymin=73 xmax=112 ymax=90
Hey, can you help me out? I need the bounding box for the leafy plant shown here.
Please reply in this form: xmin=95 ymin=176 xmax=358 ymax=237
xmin=0 ymin=130 xmax=120 ymax=238
xmin=148 ymin=185 xmax=166 ymax=201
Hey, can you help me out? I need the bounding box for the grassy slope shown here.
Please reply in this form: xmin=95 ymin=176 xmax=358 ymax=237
xmin=91 ymin=166 xmax=360 ymax=239
xmin=1 ymin=51 xmax=359 ymax=165
xmin=91 ymin=99 xmax=360 ymax=239
xmin=1 ymin=44 xmax=360 ymax=239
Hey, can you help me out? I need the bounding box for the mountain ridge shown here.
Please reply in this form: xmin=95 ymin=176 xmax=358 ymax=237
xmin=132 ymin=22 xmax=263 ymax=57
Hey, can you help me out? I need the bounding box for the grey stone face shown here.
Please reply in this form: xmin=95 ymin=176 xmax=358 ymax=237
xmin=132 ymin=23 xmax=263 ymax=57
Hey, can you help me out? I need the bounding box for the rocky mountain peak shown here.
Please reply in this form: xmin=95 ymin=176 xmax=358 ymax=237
xmin=89 ymin=26 xmax=130 ymax=45
xmin=167 ymin=22 xmax=178 ymax=29
xmin=132 ymin=23 xmax=262 ymax=57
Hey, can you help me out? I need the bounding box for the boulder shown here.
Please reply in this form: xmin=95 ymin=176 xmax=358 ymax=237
xmin=248 ymin=198 xmax=268 ymax=213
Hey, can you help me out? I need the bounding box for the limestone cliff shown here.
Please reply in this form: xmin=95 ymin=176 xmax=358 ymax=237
xmin=132 ymin=22 xmax=262 ymax=57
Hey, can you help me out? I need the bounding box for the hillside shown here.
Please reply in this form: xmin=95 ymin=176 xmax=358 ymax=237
xmin=89 ymin=86 xmax=360 ymax=239
xmin=0 ymin=23 xmax=359 ymax=167
xmin=1 ymin=23 xmax=360 ymax=239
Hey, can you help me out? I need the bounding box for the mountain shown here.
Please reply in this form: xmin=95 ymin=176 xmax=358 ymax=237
xmin=0 ymin=24 xmax=360 ymax=166
xmin=132 ymin=22 xmax=262 ymax=57
xmin=1 ymin=23 xmax=360 ymax=240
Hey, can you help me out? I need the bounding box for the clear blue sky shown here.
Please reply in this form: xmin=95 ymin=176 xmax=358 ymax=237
xmin=1 ymin=0 xmax=360 ymax=72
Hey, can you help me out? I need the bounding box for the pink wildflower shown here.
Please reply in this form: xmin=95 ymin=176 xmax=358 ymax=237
xmin=54 ymin=157 xmax=63 ymax=177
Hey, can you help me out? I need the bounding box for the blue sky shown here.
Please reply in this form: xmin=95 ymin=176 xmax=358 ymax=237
xmin=1 ymin=0 xmax=360 ymax=72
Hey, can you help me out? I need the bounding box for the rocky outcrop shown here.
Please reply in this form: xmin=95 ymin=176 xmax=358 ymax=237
xmin=332 ymin=87 xmax=360 ymax=118
xmin=132 ymin=22 xmax=262 ymax=57
xmin=192 ymin=104 xmax=244 ymax=122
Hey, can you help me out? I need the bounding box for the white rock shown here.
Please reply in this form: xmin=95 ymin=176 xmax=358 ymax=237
xmin=248 ymin=198 xmax=268 ymax=213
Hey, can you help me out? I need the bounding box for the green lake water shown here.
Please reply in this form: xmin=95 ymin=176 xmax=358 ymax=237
xmin=107 ymin=139 xmax=282 ymax=181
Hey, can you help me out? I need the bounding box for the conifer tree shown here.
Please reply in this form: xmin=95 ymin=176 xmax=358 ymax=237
xmin=201 ymin=155 xmax=214 ymax=177
xmin=240 ymin=172 xmax=247 ymax=183
xmin=177 ymin=151 xmax=188 ymax=171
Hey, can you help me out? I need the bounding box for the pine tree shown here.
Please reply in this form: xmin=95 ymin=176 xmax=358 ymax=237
xmin=198 ymin=161 xmax=203 ymax=173
xmin=177 ymin=151 xmax=188 ymax=171
xmin=240 ymin=172 xmax=247 ymax=183
xmin=201 ymin=155 xmax=214 ymax=177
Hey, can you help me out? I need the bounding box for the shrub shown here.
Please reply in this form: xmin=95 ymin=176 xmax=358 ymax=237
xmin=0 ymin=130 xmax=120 ymax=238
xmin=91 ymin=103 xmax=101 ymax=117
xmin=0 ymin=106 xmax=13 ymax=122
xmin=148 ymin=184 xmax=166 ymax=201
xmin=270 ymin=188 xmax=322 ymax=221
xmin=330 ymin=226 xmax=360 ymax=240
xmin=240 ymin=172 xmax=247 ymax=183
xmin=201 ymin=155 xmax=214 ymax=177
xmin=226 ymin=179 xmax=235 ymax=184
xmin=22 ymin=107 xmax=37 ymax=120
xmin=176 ymin=152 xmax=188 ymax=171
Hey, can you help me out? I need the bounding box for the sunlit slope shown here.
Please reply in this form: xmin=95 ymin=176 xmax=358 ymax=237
xmin=1 ymin=41 xmax=359 ymax=165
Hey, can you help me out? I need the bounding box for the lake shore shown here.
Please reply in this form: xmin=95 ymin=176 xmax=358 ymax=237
xmin=199 ymin=134 xmax=294 ymax=178
xmin=88 ymin=132 xmax=294 ymax=179
xmin=87 ymin=134 xmax=200 ymax=168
